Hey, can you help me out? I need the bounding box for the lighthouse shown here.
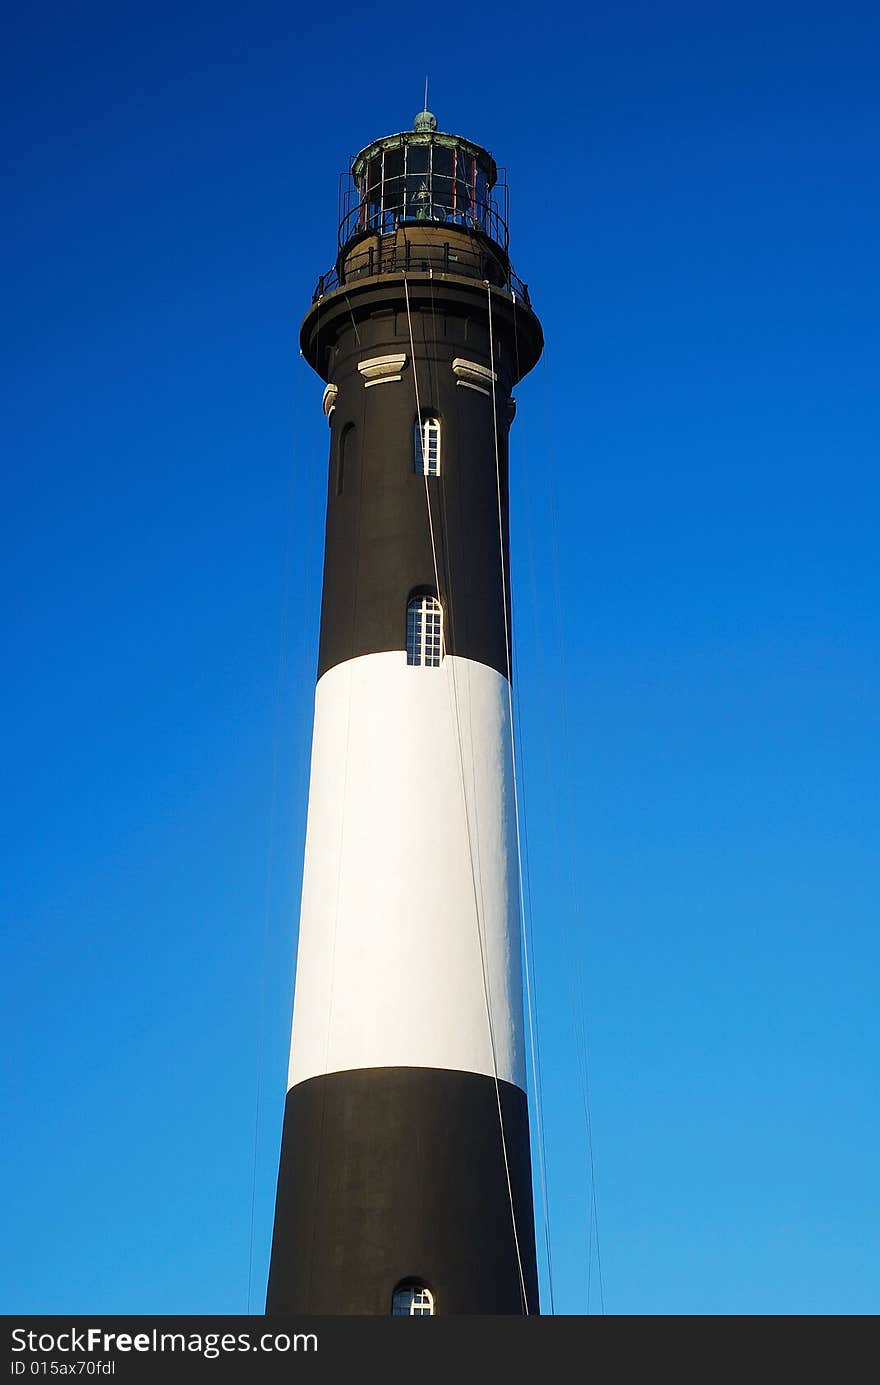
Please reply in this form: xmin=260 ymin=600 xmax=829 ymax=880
xmin=266 ymin=109 xmax=544 ymax=1316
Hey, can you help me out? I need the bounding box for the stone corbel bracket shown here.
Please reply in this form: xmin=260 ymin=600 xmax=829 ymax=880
xmin=357 ymin=353 xmax=407 ymax=388
xmin=322 ymin=383 xmax=338 ymax=421
xmin=452 ymin=358 xmax=498 ymax=397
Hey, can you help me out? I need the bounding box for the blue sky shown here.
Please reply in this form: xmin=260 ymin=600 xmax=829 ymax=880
xmin=3 ymin=0 xmax=878 ymax=1314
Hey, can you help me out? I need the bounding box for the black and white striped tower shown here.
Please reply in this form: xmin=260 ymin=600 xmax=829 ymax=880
xmin=267 ymin=110 xmax=544 ymax=1316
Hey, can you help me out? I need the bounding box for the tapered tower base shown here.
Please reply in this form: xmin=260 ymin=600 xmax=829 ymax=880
xmin=267 ymin=1067 xmax=537 ymax=1315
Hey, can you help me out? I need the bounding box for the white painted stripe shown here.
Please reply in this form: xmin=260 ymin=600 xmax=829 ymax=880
xmin=287 ymin=651 xmax=526 ymax=1090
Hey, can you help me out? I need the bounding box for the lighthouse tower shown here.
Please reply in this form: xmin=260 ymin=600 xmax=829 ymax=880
xmin=267 ymin=110 xmax=544 ymax=1316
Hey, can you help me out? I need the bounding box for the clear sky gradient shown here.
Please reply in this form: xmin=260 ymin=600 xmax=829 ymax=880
xmin=3 ymin=1 xmax=878 ymax=1315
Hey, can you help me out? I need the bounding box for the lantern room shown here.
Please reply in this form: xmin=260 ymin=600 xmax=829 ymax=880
xmin=338 ymin=109 xmax=509 ymax=251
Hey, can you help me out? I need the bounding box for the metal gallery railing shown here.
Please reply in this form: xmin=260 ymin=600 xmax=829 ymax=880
xmin=312 ymin=232 xmax=532 ymax=308
xmin=337 ymin=195 xmax=509 ymax=254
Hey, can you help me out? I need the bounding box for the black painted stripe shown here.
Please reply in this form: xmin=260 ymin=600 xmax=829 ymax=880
xmin=266 ymin=1066 xmax=539 ymax=1316
xmin=316 ymin=304 xmax=514 ymax=682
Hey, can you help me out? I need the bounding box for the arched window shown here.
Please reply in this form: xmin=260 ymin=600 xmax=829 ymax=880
xmin=391 ymin=1281 xmax=435 ymax=1316
xmin=414 ymin=415 xmax=441 ymax=476
xmin=337 ymin=423 xmax=354 ymax=496
xmin=406 ymin=594 xmax=443 ymax=667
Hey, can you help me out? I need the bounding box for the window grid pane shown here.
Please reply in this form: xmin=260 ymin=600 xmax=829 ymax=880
xmin=406 ymin=596 xmax=443 ymax=667
xmin=391 ymin=1285 xmax=435 ymax=1316
xmin=415 ymin=417 xmax=441 ymax=476
xmin=412 ymin=1289 xmax=434 ymax=1315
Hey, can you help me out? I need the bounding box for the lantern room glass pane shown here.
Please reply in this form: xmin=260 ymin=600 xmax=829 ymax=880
xmin=383 ymin=147 xmax=404 ymax=228
xmin=455 ymin=152 xmax=472 ymax=221
xmin=406 ymin=145 xmax=430 ymax=221
xmin=474 ymin=166 xmax=488 ymax=227
xmin=366 ymin=156 xmax=381 ymax=229
xmin=433 ymin=145 xmax=453 ymax=217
